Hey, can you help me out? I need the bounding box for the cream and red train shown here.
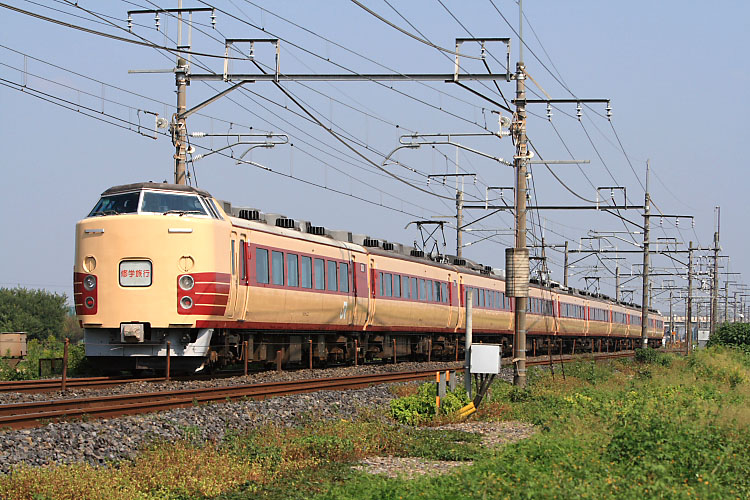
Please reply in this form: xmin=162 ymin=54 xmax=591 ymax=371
xmin=74 ymin=182 xmax=664 ymax=373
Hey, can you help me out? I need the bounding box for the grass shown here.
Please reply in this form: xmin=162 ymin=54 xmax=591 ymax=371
xmin=2 ymin=346 xmax=749 ymax=499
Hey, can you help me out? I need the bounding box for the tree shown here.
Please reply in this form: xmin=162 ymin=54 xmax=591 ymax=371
xmin=0 ymin=287 xmax=69 ymax=340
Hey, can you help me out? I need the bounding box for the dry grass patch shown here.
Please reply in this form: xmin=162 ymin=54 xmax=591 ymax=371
xmin=0 ymin=441 xmax=259 ymax=500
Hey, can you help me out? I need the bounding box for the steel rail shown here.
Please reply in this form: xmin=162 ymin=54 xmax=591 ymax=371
xmin=0 ymin=371 xmax=254 ymax=394
xmin=0 ymin=376 xmax=136 ymax=394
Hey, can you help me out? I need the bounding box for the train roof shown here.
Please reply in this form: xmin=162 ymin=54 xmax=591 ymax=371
xmin=101 ymin=182 xmax=212 ymax=198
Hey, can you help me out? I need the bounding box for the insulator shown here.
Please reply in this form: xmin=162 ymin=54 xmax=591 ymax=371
xmin=606 ymin=102 xmax=612 ymax=120
xmin=211 ymin=9 xmax=216 ymax=29
xmin=546 ymin=103 xmax=552 ymax=121
xmin=127 ymin=15 xmax=132 ymax=32
xmin=481 ymin=41 xmax=486 ymax=60
xmin=576 ymin=102 xmax=582 ymax=120
xmin=676 ymin=219 xmax=680 ymax=227
xmin=659 ymin=216 xmax=663 ymax=226
xmin=154 ymin=12 xmax=160 ymax=31
xmin=610 ymin=189 xmax=615 ymax=199
xmin=692 ymin=219 xmax=695 ymax=228
xmin=249 ymin=41 xmax=255 ymax=60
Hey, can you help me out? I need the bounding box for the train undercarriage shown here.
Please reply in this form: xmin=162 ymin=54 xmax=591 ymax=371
xmin=86 ymin=326 xmax=661 ymax=375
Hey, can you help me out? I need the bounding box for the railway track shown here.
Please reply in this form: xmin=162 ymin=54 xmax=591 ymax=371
xmin=0 ymin=369 xmax=442 ymax=430
xmin=0 ymin=350 xmax=640 ymax=430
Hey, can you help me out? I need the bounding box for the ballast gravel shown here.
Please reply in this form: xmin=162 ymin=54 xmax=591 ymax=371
xmin=0 ymin=361 xmax=519 ymax=475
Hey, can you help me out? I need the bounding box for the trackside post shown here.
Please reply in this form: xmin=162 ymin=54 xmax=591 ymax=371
xmin=61 ymin=338 xmax=69 ymax=392
xmin=465 ymin=289 xmax=473 ymax=397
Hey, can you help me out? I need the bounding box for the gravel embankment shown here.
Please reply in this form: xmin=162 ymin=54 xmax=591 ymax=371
xmin=1 ymin=361 xmax=516 ymax=474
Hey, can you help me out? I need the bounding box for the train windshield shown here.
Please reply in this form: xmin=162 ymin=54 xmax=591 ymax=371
xmin=88 ymin=192 xmax=140 ymax=217
xmin=140 ymin=191 xmax=208 ymax=216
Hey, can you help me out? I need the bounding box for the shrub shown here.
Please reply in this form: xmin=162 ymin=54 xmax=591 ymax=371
xmin=708 ymin=322 xmax=750 ymax=351
xmin=634 ymin=347 xmax=672 ymax=367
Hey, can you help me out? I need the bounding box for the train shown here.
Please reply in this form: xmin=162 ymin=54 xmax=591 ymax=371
xmin=74 ymin=182 xmax=664 ymax=373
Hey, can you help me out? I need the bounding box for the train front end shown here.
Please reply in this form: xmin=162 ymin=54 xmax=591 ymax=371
xmin=74 ymin=182 xmax=231 ymax=373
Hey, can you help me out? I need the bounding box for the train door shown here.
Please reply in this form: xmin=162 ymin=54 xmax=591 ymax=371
xmin=236 ymin=233 xmax=249 ymax=320
xmin=448 ymin=274 xmax=460 ymax=330
xmin=228 ymin=231 xmax=238 ymax=318
xmin=455 ymin=276 xmax=465 ymax=332
xmin=349 ymin=254 xmax=369 ymax=326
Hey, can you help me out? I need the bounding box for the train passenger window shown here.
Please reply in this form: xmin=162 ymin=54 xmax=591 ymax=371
xmin=256 ymin=248 xmax=269 ymax=284
xmin=378 ymin=272 xmax=384 ymax=296
xmin=339 ymin=263 xmax=349 ymax=292
xmin=441 ymin=283 xmax=448 ymax=303
xmin=384 ymin=273 xmax=392 ymax=297
xmin=272 ymin=251 xmax=285 ymax=286
xmin=473 ymin=289 xmax=479 ymax=307
xmin=433 ymin=281 xmax=440 ymax=302
xmin=314 ymin=259 xmax=325 ymax=290
xmin=287 ymin=254 xmax=299 ymax=287
xmin=419 ymin=279 xmax=426 ymax=301
xmin=411 ymin=278 xmax=418 ymax=300
xmin=231 ymin=240 xmax=236 ymax=276
xmin=479 ymin=289 xmax=484 ymax=308
xmin=393 ymin=274 xmax=401 ymax=298
xmin=402 ymin=276 xmax=410 ymax=299
xmin=300 ymin=256 xmax=313 ymax=289
xmin=327 ymin=261 xmax=337 ymax=291
xmin=427 ymin=281 xmax=433 ymax=302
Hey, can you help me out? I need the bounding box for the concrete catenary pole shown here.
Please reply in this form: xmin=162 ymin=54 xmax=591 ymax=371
xmin=710 ymin=207 xmax=720 ymax=336
xmin=685 ymin=241 xmax=700 ymax=354
xmin=174 ymin=56 xmax=188 ymax=185
xmin=640 ymin=161 xmax=651 ymax=348
xmin=563 ymin=241 xmax=569 ymax=288
xmin=456 ymin=190 xmax=464 ymax=258
xmin=465 ymin=288 xmax=473 ymax=397
xmin=668 ymin=290 xmax=673 ymax=343
xmin=615 ymin=263 xmax=621 ymax=302
xmin=510 ymin=0 xmax=529 ymax=387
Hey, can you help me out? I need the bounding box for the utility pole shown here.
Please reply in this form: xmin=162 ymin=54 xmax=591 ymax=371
xmin=685 ymin=241 xmax=700 ymax=354
xmin=710 ymin=207 xmax=720 ymax=336
xmin=641 ymin=161 xmax=651 ymax=348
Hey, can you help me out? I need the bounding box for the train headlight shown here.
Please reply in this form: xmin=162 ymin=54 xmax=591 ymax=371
xmin=83 ymin=275 xmax=97 ymax=291
xmin=179 ymin=274 xmax=195 ymax=291
xmin=180 ymin=296 xmax=193 ymax=310
xmin=84 ymin=296 xmax=95 ymax=309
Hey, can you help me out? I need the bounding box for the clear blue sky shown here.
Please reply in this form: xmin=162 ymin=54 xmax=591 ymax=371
xmin=1 ymin=1 xmax=748 ymax=317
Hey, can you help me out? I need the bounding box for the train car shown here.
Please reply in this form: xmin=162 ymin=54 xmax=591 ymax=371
xmin=75 ymin=182 xmax=664 ymax=373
